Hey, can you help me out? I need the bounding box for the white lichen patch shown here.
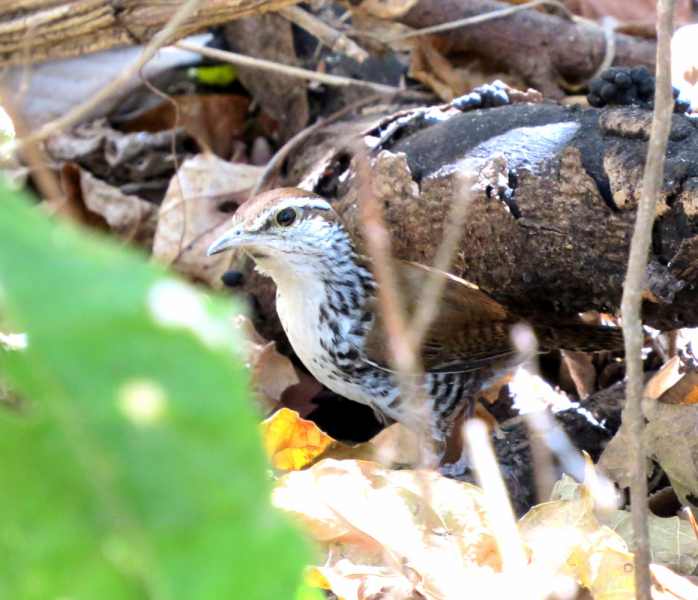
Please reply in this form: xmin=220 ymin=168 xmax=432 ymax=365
xmin=118 ymin=379 xmax=166 ymax=425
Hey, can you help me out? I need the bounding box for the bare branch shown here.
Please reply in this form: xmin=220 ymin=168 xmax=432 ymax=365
xmin=278 ymin=6 xmax=369 ymax=63
xmin=0 ymin=0 xmax=304 ymax=68
xmin=355 ymin=153 xmax=436 ymax=467
xmin=465 ymin=419 xmax=527 ymax=571
xmin=620 ymin=1 xmax=678 ymax=598
xmin=407 ymin=174 xmax=474 ymax=351
xmin=174 ymin=42 xmax=400 ymax=94
xmin=386 ymin=0 xmax=574 ymax=42
xmin=5 ymin=0 xmax=205 ymax=152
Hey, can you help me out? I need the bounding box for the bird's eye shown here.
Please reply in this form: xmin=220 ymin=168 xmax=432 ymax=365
xmin=276 ymin=207 xmax=297 ymax=227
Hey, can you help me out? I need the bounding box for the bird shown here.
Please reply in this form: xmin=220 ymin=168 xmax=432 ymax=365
xmin=207 ymin=187 xmax=624 ymax=459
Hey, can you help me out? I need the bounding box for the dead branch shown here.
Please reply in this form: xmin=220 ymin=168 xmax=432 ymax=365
xmin=279 ymin=6 xmax=369 ymax=63
xmin=620 ymin=1 xmax=679 ymax=598
xmin=250 ymin=99 xmax=698 ymax=335
xmin=174 ymin=41 xmax=399 ymax=93
xmin=356 ymin=154 xmax=437 ymax=467
xmin=391 ymin=0 xmax=657 ymax=98
xmin=6 ymin=0 xmax=204 ymax=150
xmin=0 ymin=0 xmax=302 ymax=68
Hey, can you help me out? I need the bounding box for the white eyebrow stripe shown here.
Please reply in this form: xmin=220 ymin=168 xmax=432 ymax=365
xmin=274 ymin=197 xmax=332 ymax=213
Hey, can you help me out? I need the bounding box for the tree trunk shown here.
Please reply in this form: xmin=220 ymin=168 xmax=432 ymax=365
xmin=247 ymin=101 xmax=698 ymax=334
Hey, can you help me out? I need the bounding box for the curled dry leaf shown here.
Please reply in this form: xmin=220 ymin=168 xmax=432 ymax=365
xmin=234 ymin=316 xmax=299 ymax=415
xmin=261 ymin=408 xmax=340 ymax=471
xmin=352 ymin=0 xmax=419 ymax=19
xmin=152 ymin=152 xmax=263 ymax=288
xmin=55 ymin=163 xmax=158 ymax=246
xmin=224 ymin=13 xmax=309 ymax=144
xmin=600 ymin=352 xmax=698 ymax=514
xmin=273 ymin=458 xmax=502 ymax=600
xmin=520 ymin=461 xmax=640 ymax=600
xmin=119 ymin=95 xmax=252 ymax=161
xmin=552 ymin=473 xmax=698 ymax=576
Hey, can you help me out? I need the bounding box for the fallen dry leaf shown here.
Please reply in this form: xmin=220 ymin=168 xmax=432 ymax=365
xmin=600 ymin=353 xmax=698 ymax=515
xmin=352 ymin=0 xmax=419 ymax=19
xmin=645 ymin=401 xmax=698 ymax=518
xmin=559 ymin=0 xmax=691 ymax=29
xmin=651 ymin=563 xmax=698 ymax=600
xmin=278 ymin=453 xmax=698 ymax=600
xmin=409 ymin=37 xmax=468 ymax=101
xmin=561 ymin=350 xmax=597 ymax=399
xmin=120 ymin=94 xmax=252 ymax=161
xmin=273 ymin=459 xmax=501 ymax=589
xmin=236 ymin=316 xmax=298 ymax=400
xmin=553 ymin=473 xmax=698 ymax=575
xmin=225 ymin=13 xmax=309 ymax=144
xmin=519 ymin=455 xmax=642 ymax=600
xmin=261 ymin=408 xmax=340 ymax=470
xmin=152 ymin=152 xmax=263 ymax=288
xmin=55 ymin=162 xmax=157 ymax=246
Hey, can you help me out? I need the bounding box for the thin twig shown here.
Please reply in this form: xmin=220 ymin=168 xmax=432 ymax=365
xmin=356 ymin=154 xmax=436 ymax=467
xmin=465 ymin=419 xmax=528 ymax=571
xmin=0 ymin=90 xmax=63 ymax=202
xmin=174 ymin=41 xmax=399 ymax=93
xmin=386 ymin=0 xmax=574 ymax=42
xmin=248 ymin=93 xmax=388 ymax=199
xmin=4 ymin=0 xmax=204 ymax=152
xmin=620 ymin=1 xmax=678 ymax=599
xmin=279 ymin=6 xmax=369 ymax=63
xmin=683 ymin=507 xmax=698 ymax=542
xmin=407 ymin=174 xmax=474 ymax=350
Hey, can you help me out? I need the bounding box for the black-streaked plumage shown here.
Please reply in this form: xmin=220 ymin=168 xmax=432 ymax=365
xmin=208 ymin=187 xmax=624 ymax=442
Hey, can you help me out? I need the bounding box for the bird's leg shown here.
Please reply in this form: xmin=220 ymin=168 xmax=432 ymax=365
xmin=435 ymin=400 xmax=476 ymax=477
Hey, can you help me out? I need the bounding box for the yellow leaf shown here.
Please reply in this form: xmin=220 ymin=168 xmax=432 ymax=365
xmin=261 ymin=408 xmax=337 ymax=470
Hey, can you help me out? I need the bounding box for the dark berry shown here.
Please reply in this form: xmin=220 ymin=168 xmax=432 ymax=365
xmin=589 ymin=77 xmax=606 ymax=95
xmin=599 ymin=82 xmax=618 ymax=103
xmin=630 ymin=66 xmax=650 ymax=83
xmin=221 ymin=270 xmax=245 ymax=287
xmin=587 ymin=93 xmax=604 ymax=107
xmin=492 ymin=90 xmax=509 ymax=106
xmin=615 ymin=72 xmax=632 ymax=90
xmin=638 ymin=78 xmax=655 ymax=99
xmin=602 ymin=67 xmax=625 ymax=82
xmin=618 ymin=86 xmax=638 ymax=105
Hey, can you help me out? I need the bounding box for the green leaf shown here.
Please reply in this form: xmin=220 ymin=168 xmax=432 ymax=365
xmin=0 ymin=183 xmax=307 ymax=599
xmin=190 ymin=65 xmax=237 ymax=87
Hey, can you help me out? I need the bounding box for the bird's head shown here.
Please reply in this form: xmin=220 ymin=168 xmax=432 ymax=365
xmin=207 ymin=187 xmax=353 ymax=278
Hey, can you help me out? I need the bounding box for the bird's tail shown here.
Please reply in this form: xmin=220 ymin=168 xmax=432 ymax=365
xmin=534 ymin=324 xmax=625 ymax=353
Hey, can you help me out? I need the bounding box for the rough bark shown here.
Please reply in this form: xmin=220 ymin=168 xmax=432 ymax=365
xmin=0 ymin=0 xmax=301 ymax=67
xmin=393 ymin=0 xmax=657 ymax=99
xmin=239 ymin=101 xmax=698 ymax=336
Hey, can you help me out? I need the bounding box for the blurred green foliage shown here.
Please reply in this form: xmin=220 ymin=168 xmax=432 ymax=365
xmin=0 ymin=183 xmax=307 ymax=599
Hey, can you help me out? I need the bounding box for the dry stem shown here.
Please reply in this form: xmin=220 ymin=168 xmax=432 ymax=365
xmin=174 ymin=42 xmax=399 ymax=93
xmin=620 ymin=1 xmax=678 ymax=598
xmin=279 ymin=6 xmax=369 ymax=63
xmin=407 ymin=174 xmax=474 ymax=351
xmin=387 ymin=0 xmax=573 ymax=42
xmin=356 ymin=153 xmax=436 ymax=466
xmin=5 ymin=0 xmax=204 ymax=152
xmin=465 ymin=419 xmax=527 ymax=571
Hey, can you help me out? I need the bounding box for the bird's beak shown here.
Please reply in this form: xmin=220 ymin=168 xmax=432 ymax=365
xmin=207 ymin=225 xmax=255 ymax=256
